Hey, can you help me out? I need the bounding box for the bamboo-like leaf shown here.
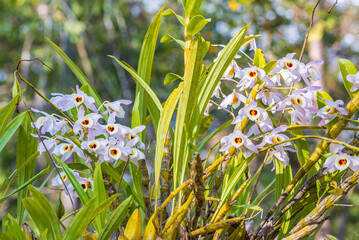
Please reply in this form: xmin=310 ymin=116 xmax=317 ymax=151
xmin=153 ymin=82 xmax=183 ymax=205
xmin=263 ymin=60 xmax=277 ymax=74
xmin=190 ymin=26 xmax=248 ymax=138
xmin=160 ymin=34 xmax=185 ymax=49
xmin=23 ymin=185 xmax=62 ymax=240
xmin=109 ymin=56 xmax=162 ymax=131
xmin=164 ymin=72 xmax=184 ymax=86
xmin=16 ymin=112 xmax=37 ymax=224
xmin=215 ymin=156 xmax=253 ymax=215
xmin=56 ymin=157 xmax=89 ymax=205
xmin=292 ymin=130 xmax=310 ymax=167
xmin=275 ymin=161 xmax=293 ymax=239
xmin=187 ymin=15 xmax=211 ymax=36
xmin=0 ymin=214 xmax=26 ymax=240
xmin=98 ymin=196 xmax=133 ymax=240
xmin=63 ymin=195 xmax=118 ymax=240
xmin=0 ymin=94 xmax=20 ymax=139
xmin=197 ymin=119 xmax=232 ymax=151
xmin=0 ymin=164 xmax=47 ymax=203
xmin=93 ymin=163 xmax=107 ymax=232
xmin=183 ymin=0 xmax=203 ymax=17
xmin=173 ymin=35 xmax=204 ymax=196
xmin=46 ymin=38 xmax=103 ymax=107
xmin=274 ymin=160 xmax=292 ymax=203
xmin=131 ymin=5 xmax=165 ymax=141
xmin=0 ymin=111 xmax=26 ymax=152
xmin=163 ymin=8 xmax=185 ymax=25
xmin=253 ymin=48 xmax=266 ymax=68
xmin=197 ymin=114 xmax=214 ymax=136
xmin=316 ymin=90 xmax=333 ymax=109
xmin=338 ymin=59 xmax=358 ymax=99
xmin=66 ymin=162 xmax=91 ymax=171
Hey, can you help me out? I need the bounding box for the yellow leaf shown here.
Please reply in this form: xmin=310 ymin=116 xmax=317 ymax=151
xmin=124 ymin=209 xmax=142 ymax=240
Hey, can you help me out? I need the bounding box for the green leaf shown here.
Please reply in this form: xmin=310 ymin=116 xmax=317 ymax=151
xmin=153 ymin=82 xmax=183 ymax=203
xmin=93 ymin=164 xmax=107 ymax=232
xmin=253 ymin=48 xmax=266 ymax=68
xmin=66 ymin=162 xmax=91 ymax=171
xmin=324 ymin=234 xmax=339 ymax=240
xmin=338 ymin=59 xmax=358 ymax=99
xmin=215 ymin=155 xmax=253 ymax=216
xmin=0 ymin=94 xmax=20 ymax=139
xmin=12 ymin=72 xmax=22 ymax=104
xmin=316 ymin=90 xmax=333 ymax=110
xmin=292 ymin=130 xmax=310 ymax=167
xmin=131 ymin=5 xmax=165 ymax=141
xmin=16 ymin=111 xmax=38 ymax=224
xmin=98 ymin=196 xmax=133 ymax=240
xmin=23 ymin=185 xmax=62 ymax=240
xmin=0 ymin=214 xmax=26 ymax=240
xmin=63 ymin=195 xmax=118 ymax=240
xmin=109 ymin=57 xmax=162 ymax=132
xmin=263 ymin=60 xmax=277 ymax=74
xmin=0 ymin=164 xmax=48 ymax=203
xmin=187 ymin=15 xmax=211 ymax=36
xmin=164 ymin=72 xmax=183 ymax=86
xmin=163 ymin=8 xmax=185 ymax=25
xmin=197 ymin=114 xmax=214 ymax=136
xmin=0 ymin=112 xmax=26 ymax=152
xmin=56 ymin=157 xmax=89 ymax=205
xmin=173 ymin=34 xmax=205 ymax=193
xmin=197 ymin=119 xmax=232 ymax=151
xmin=183 ymin=0 xmax=203 ymax=17
xmin=160 ymin=34 xmax=185 ymax=49
xmin=46 ymin=38 xmax=103 ymax=108
xmin=191 ymin=26 xmax=248 ymax=138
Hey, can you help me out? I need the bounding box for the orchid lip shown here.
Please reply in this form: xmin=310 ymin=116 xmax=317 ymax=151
xmin=107 ymin=124 xmax=118 ymax=135
xmin=73 ymin=94 xmax=84 ymax=105
xmin=80 ymin=118 xmax=93 ymax=128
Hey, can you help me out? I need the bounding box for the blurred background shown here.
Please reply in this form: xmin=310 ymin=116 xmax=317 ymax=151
xmin=1 ymin=0 xmax=359 ymax=238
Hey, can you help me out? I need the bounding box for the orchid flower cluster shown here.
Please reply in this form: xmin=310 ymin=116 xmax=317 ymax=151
xmin=31 ymin=86 xmax=145 ymax=198
xmin=211 ymin=44 xmax=359 ymax=173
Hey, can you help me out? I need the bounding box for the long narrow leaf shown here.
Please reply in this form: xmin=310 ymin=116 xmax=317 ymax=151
xmin=0 ymin=112 xmax=26 ymax=152
xmin=153 ymin=82 xmax=183 ymax=203
xmin=23 ymin=185 xmax=62 ymax=240
xmin=56 ymin=157 xmax=89 ymax=205
xmin=0 ymin=94 xmax=20 ymax=139
xmin=16 ymin=112 xmax=37 ymax=224
xmin=0 ymin=165 xmax=48 ymax=203
xmin=132 ymin=5 xmax=165 ymax=140
xmin=63 ymin=195 xmax=118 ymax=240
xmin=46 ymin=38 xmax=103 ymax=107
xmin=109 ymin=56 xmax=162 ymax=130
xmin=98 ymin=196 xmax=133 ymax=240
xmin=93 ymin=163 xmax=107 ymax=232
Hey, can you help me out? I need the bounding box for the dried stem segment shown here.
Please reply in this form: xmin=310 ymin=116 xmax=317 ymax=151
xmin=190 ymin=217 xmax=244 ymax=237
xmin=284 ymin=218 xmax=328 ymax=240
xmin=289 ymin=169 xmax=359 ymax=235
xmin=140 ymin=159 xmax=151 ymax=221
xmin=212 ymin=179 xmax=249 ymax=223
xmin=160 ymin=131 xmax=173 ymax=220
xmin=162 ymin=193 xmax=194 ymax=238
xmin=258 ymin=90 xmax=359 ymax=234
xmin=273 ymin=168 xmax=325 ymax=223
xmin=191 ymin=153 xmax=206 ymax=230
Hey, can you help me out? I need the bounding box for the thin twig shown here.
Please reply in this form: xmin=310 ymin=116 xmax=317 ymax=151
xmin=327 ymin=0 xmax=338 ymax=14
xmin=16 ymin=58 xmax=53 ymax=72
xmin=24 ymin=104 xmax=76 ymax=212
xmin=299 ymin=0 xmax=323 ymax=62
